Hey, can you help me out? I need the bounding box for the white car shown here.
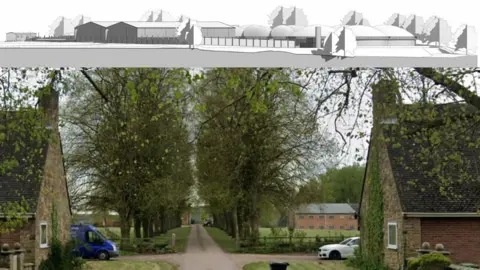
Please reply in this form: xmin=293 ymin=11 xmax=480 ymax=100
xmin=318 ymin=236 xmax=360 ymax=260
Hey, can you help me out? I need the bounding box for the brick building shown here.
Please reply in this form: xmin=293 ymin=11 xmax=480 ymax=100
xmin=0 ymin=87 xmax=71 ymax=268
xmin=293 ymin=203 xmax=358 ymax=230
xmin=359 ymin=101 xmax=480 ymax=269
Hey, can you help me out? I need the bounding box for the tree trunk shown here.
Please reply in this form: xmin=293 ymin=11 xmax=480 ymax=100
xmin=159 ymin=212 xmax=166 ymax=234
xmin=223 ymin=212 xmax=230 ymax=235
xmin=233 ymin=205 xmax=240 ymax=250
xmin=161 ymin=212 xmax=168 ymax=233
xmin=134 ymin=215 xmax=142 ymax=239
xmin=142 ymin=217 xmax=150 ymax=239
xmin=148 ymin=218 xmax=154 ymax=237
xmin=119 ymin=215 xmax=132 ymax=249
xmin=250 ymin=213 xmax=260 ymax=241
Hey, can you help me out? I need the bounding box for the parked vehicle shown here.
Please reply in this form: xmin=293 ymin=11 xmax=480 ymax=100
xmin=70 ymin=224 xmax=119 ymax=260
xmin=203 ymin=220 xmax=212 ymax=227
xmin=318 ymin=236 xmax=360 ymax=260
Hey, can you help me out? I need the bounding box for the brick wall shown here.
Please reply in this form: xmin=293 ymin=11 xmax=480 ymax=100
xmin=0 ymin=220 xmax=36 ymax=263
xmin=182 ymin=213 xmax=190 ymax=225
xmin=34 ymin=134 xmax=72 ymax=268
xmin=294 ymin=214 xmax=357 ymax=230
xmin=0 ymin=226 xmax=22 ymax=246
xmin=421 ymin=218 xmax=480 ymax=265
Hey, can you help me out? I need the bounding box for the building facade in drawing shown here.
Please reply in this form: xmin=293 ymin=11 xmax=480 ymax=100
xmin=5 ymin=32 xmax=38 ymax=42
xmin=74 ymin=21 xmax=117 ymax=42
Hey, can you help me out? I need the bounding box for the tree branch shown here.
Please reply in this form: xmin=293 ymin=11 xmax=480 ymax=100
xmin=81 ymin=68 xmax=109 ymax=103
xmin=415 ymin=68 xmax=480 ymax=110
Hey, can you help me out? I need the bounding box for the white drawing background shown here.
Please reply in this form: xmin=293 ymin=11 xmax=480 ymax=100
xmin=0 ymin=0 xmax=476 ymax=51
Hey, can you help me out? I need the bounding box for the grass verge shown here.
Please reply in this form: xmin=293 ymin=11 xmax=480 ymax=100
xmin=204 ymin=227 xmax=237 ymax=252
xmin=85 ymin=260 xmax=178 ymax=270
xmin=98 ymin=226 xmax=191 ymax=253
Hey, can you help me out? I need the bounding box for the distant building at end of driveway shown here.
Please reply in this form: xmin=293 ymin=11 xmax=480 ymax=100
xmin=292 ymin=203 xmax=358 ymax=231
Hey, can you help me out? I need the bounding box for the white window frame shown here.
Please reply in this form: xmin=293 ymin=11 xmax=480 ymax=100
xmin=387 ymin=222 xmax=398 ymax=249
xmin=39 ymin=221 xmax=48 ymax=248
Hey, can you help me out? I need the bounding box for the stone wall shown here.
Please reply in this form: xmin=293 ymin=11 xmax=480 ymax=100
xmin=380 ymin=136 xmax=405 ymax=269
xmin=403 ymin=217 xmax=421 ymax=258
xmin=34 ymin=132 xmax=72 ymax=268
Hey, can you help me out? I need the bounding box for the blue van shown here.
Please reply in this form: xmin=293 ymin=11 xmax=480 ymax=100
xmin=70 ymin=224 xmax=119 ymax=260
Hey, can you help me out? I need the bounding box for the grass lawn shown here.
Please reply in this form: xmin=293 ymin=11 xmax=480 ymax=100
xmin=97 ymin=226 xmax=191 ymax=253
xmin=243 ymin=261 xmax=353 ymax=270
xmin=205 ymin=227 xmax=237 ymax=252
xmin=85 ymin=260 xmax=178 ymax=270
xmin=259 ymin=228 xmax=360 ymax=238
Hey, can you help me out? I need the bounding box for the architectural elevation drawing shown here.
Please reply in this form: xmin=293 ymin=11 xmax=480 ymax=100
xmin=0 ymin=7 xmax=477 ymax=67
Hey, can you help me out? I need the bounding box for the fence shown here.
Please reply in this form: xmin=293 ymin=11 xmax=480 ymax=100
xmin=213 ymin=235 xmax=346 ymax=254
xmin=102 ymin=228 xmax=184 ymax=254
xmin=74 ymin=36 xmax=185 ymax=45
xmin=28 ymin=35 xmax=75 ymax=42
xmin=202 ymin=37 xmax=298 ymax=48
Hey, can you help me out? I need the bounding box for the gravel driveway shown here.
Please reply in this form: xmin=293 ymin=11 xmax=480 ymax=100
xmin=118 ymin=225 xmax=331 ymax=269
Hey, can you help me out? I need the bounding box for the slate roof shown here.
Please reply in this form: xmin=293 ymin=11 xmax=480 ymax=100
xmin=383 ymin=103 xmax=480 ymax=213
xmin=75 ymin=21 xmax=118 ymax=28
xmin=295 ymin=203 xmax=356 ymax=214
xmin=349 ymin=203 xmax=359 ymax=212
xmin=0 ymin=112 xmax=50 ymax=213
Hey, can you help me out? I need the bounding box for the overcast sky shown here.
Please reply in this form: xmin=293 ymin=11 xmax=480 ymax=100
xmin=0 ymin=0 xmax=477 ymax=46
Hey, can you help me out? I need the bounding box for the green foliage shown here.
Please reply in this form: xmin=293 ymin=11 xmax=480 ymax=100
xmin=63 ymin=68 xmax=194 ymax=246
xmin=195 ymin=68 xmax=333 ymax=241
xmin=345 ymin=246 xmax=390 ymax=270
xmin=359 ymin=149 xmax=384 ymax=266
xmin=0 ymin=198 xmax=30 ymax=233
xmin=0 ymin=108 xmax=51 ymax=233
xmin=295 ymin=164 xmax=365 ymax=205
xmin=269 ymin=227 xmax=288 ymax=237
xmin=39 ymin=239 xmax=86 ymax=270
xmin=407 ymin=253 xmax=452 ymax=270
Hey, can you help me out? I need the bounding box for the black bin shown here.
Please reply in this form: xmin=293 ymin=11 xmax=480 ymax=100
xmin=269 ymin=262 xmax=289 ymax=270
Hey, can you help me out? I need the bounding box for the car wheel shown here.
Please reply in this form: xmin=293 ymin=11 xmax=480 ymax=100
xmin=97 ymin=251 xmax=110 ymax=260
xmin=328 ymin=250 xmax=341 ymax=260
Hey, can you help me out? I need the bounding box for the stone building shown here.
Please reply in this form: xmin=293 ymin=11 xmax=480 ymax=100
xmin=5 ymin=32 xmax=37 ymax=42
xmin=0 ymin=84 xmax=71 ymax=268
xmin=359 ymin=98 xmax=480 ymax=268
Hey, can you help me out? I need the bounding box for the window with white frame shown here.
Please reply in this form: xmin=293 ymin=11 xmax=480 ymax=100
xmin=387 ymin=222 xmax=398 ymax=249
xmin=40 ymin=222 xmax=48 ymax=248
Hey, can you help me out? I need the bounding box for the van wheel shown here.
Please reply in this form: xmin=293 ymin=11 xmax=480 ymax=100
xmin=97 ymin=251 xmax=110 ymax=260
xmin=329 ymin=250 xmax=341 ymax=260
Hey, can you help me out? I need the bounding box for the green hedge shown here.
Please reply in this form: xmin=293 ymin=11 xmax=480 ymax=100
xmin=407 ymin=253 xmax=452 ymax=270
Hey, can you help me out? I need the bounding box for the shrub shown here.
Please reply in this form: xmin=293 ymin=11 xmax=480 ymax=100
xmin=407 ymin=253 xmax=451 ymax=270
xmin=269 ymin=227 xmax=288 ymax=237
xmin=39 ymin=239 xmax=86 ymax=270
xmin=345 ymin=247 xmax=389 ymax=270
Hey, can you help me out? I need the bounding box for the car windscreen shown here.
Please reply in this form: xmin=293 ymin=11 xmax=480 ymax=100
xmin=93 ymin=230 xmax=107 ymax=240
xmin=339 ymin=238 xmax=352 ymax=245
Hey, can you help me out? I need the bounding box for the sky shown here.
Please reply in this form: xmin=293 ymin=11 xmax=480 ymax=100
xmin=0 ymin=0 xmax=477 ymax=46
